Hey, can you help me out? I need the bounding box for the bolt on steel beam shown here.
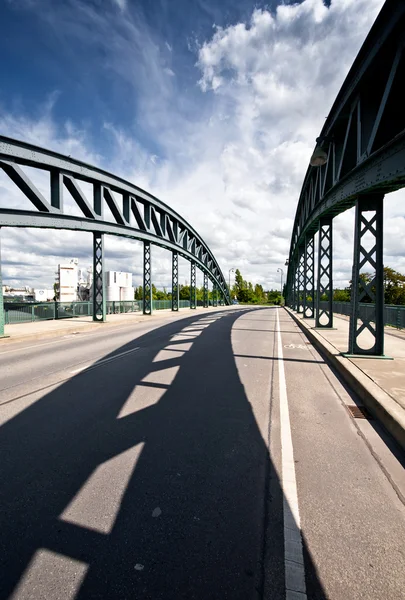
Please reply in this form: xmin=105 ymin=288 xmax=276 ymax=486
xmin=303 ymin=234 xmax=315 ymax=318
xmin=172 ymin=252 xmax=179 ymax=312
xmin=190 ymin=261 xmax=196 ymax=309
xmin=203 ymin=272 xmax=209 ymax=308
xmin=348 ymin=194 xmax=384 ymax=356
xmin=143 ymin=242 xmax=152 ymax=315
xmin=315 ymin=216 xmax=333 ymax=328
xmin=92 ymin=232 xmax=106 ymax=322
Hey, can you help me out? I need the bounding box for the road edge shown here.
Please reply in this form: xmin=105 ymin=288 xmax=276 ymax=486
xmin=285 ymin=307 xmax=405 ymax=452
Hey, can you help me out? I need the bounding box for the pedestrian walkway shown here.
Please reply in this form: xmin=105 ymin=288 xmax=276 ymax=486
xmin=1 ymin=306 xmax=231 ymax=344
xmin=287 ymin=308 xmax=405 ymax=451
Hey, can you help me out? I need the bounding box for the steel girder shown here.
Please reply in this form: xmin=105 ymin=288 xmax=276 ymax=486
xmin=143 ymin=242 xmax=152 ymax=315
xmin=203 ymin=272 xmax=209 ymax=308
xmin=303 ymin=235 xmax=315 ymax=319
xmin=315 ymin=217 xmax=333 ymax=328
xmin=297 ymin=249 xmax=305 ymax=314
xmin=287 ymin=0 xmax=405 ymax=295
xmin=93 ymin=233 xmax=105 ymax=322
xmin=212 ymin=284 xmax=218 ymax=307
xmin=0 ymin=136 xmax=230 ymax=304
xmin=348 ymin=194 xmax=384 ymax=356
xmin=190 ymin=262 xmax=196 ymax=309
xmin=171 ymin=252 xmax=179 ymax=312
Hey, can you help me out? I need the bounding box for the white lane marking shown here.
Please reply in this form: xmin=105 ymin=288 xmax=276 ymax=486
xmin=276 ymin=309 xmax=307 ymax=600
xmin=70 ymin=347 xmax=140 ymax=374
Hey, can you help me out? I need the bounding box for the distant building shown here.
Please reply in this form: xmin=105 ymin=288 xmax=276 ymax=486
xmin=56 ymin=259 xmax=79 ymax=302
xmin=106 ymin=271 xmax=134 ymax=302
xmin=34 ymin=289 xmax=54 ymax=302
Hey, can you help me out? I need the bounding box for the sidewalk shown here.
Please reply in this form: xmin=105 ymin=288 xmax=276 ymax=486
xmin=1 ymin=306 xmax=231 ymax=344
xmin=286 ymin=308 xmax=405 ymax=451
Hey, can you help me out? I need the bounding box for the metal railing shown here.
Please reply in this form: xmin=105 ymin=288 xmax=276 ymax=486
xmin=4 ymin=299 xmax=192 ymax=325
xmin=319 ymin=301 xmax=405 ymax=329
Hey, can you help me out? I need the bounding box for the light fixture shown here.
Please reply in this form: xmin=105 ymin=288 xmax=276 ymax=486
xmin=310 ymin=135 xmax=332 ymax=167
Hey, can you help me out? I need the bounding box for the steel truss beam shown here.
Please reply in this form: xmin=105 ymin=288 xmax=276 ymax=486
xmin=92 ymin=233 xmax=105 ymax=322
xmin=143 ymin=242 xmax=152 ymax=315
xmin=0 ymin=136 xmax=230 ymax=304
xmin=287 ymin=2 xmax=405 ymax=314
xmin=212 ymin=284 xmax=218 ymax=307
xmin=297 ymin=249 xmax=305 ymax=314
xmin=190 ymin=262 xmax=196 ymax=309
xmin=303 ymin=234 xmax=315 ymax=318
xmin=171 ymin=252 xmax=179 ymax=311
xmin=203 ymin=272 xmax=209 ymax=308
xmin=315 ymin=217 xmax=333 ymax=328
xmin=293 ymin=258 xmax=298 ymax=311
xmin=348 ymin=194 xmax=384 ymax=356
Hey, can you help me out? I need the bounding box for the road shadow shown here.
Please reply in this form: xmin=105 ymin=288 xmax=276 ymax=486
xmin=0 ymin=307 xmax=327 ymax=599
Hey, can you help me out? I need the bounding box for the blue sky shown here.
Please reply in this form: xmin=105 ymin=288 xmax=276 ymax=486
xmin=2 ymin=0 xmax=399 ymax=291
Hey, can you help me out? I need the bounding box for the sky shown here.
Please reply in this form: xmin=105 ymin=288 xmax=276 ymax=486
xmin=1 ymin=0 xmax=402 ymax=293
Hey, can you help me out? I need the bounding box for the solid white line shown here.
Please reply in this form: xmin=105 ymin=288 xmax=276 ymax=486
xmin=276 ymin=308 xmax=307 ymax=600
xmin=70 ymin=347 xmax=140 ymax=374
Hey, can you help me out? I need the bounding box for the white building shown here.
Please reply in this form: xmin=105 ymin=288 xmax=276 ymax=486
xmin=106 ymin=271 xmax=134 ymax=302
xmin=57 ymin=259 xmax=79 ymax=302
xmin=34 ymin=289 xmax=54 ymax=302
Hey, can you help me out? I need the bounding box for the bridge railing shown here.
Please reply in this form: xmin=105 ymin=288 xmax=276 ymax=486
xmin=3 ymin=299 xmax=193 ymax=325
xmin=318 ymin=301 xmax=405 ymax=330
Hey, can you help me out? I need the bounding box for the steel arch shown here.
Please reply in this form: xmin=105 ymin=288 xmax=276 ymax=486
xmin=287 ymin=0 xmax=405 ymax=274
xmin=0 ymin=136 xmax=230 ymax=303
xmin=286 ymin=0 xmax=405 ymax=355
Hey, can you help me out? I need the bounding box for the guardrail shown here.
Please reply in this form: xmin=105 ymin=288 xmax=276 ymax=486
xmin=4 ymin=299 xmax=192 ymax=325
xmin=319 ymin=301 xmax=405 ymax=329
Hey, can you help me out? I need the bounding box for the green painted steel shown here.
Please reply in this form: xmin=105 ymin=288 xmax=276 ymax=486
xmin=3 ymin=299 xmax=193 ymax=326
xmin=0 ymin=136 xmax=231 ymax=305
xmin=319 ymin=301 xmax=405 ymax=330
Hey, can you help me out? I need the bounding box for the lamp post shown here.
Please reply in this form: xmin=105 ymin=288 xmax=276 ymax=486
xmin=228 ymin=268 xmax=235 ymax=298
xmin=277 ymin=268 xmax=284 ymax=297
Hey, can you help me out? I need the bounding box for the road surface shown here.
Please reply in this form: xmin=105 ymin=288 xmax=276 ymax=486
xmin=0 ymin=307 xmax=404 ymax=599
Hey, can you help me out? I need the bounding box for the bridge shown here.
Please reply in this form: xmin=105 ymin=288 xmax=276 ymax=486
xmin=0 ymin=1 xmax=405 ymax=599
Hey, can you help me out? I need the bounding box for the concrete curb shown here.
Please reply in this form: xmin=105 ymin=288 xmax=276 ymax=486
xmin=285 ymin=307 xmax=405 ymax=452
xmin=1 ymin=306 xmax=229 ymax=345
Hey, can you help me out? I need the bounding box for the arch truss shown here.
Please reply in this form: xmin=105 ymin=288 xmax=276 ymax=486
xmin=0 ymin=136 xmax=230 ymax=335
xmin=286 ymin=0 xmax=405 ymax=356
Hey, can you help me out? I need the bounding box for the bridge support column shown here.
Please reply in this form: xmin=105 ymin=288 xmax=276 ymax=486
xmin=292 ymin=260 xmax=298 ymax=311
xmin=190 ymin=262 xmax=196 ymax=309
xmin=348 ymin=194 xmax=384 ymax=356
xmin=212 ymin=284 xmax=218 ymax=307
xmin=143 ymin=242 xmax=152 ymax=315
xmin=203 ymin=272 xmax=209 ymax=308
xmin=315 ymin=217 xmax=333 ymax=328
xmin=92 ymin=233 xmax=106 ymax=322
xmin=171 ymin=252 xmax=179 ymax=311
xmin=0 ymin=228 xmax=6 ymax=337
xmin=297 ymin=248 xmax=305 ymax=314
xmin=303 ymin=234 xmax=315 ymax=318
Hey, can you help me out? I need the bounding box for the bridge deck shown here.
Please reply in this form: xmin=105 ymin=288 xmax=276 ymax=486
xmin=0 ymin=307 xmax=404 ymax=599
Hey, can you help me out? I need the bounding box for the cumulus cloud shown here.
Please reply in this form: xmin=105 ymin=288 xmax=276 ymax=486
xmin=2 ymin=0 xmax=401 ymax=295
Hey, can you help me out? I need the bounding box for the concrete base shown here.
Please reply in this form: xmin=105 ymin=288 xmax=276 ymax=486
xmin=341 ymin=353 xmax=393 ymax=360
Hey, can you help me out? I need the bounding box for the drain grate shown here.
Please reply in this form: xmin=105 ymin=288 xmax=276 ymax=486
xmin=346 ymin=405 xmax=373 ymax=420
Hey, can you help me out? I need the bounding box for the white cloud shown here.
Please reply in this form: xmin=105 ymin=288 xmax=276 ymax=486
xmin=2 ymin=0 xmax=401 ymax=295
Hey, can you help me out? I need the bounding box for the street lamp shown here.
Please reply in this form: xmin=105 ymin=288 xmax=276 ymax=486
xmin=310 ymin=135 xmax=333 ymax=167
xmin=228 ymin=268 xmax=235 ymax=297
xmin=277 ymin=268 xmax=284 ymax=295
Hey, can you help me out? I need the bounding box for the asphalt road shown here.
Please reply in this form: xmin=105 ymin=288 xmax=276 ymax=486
xmin=0 ymin=307 xmax=404 ymax=599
